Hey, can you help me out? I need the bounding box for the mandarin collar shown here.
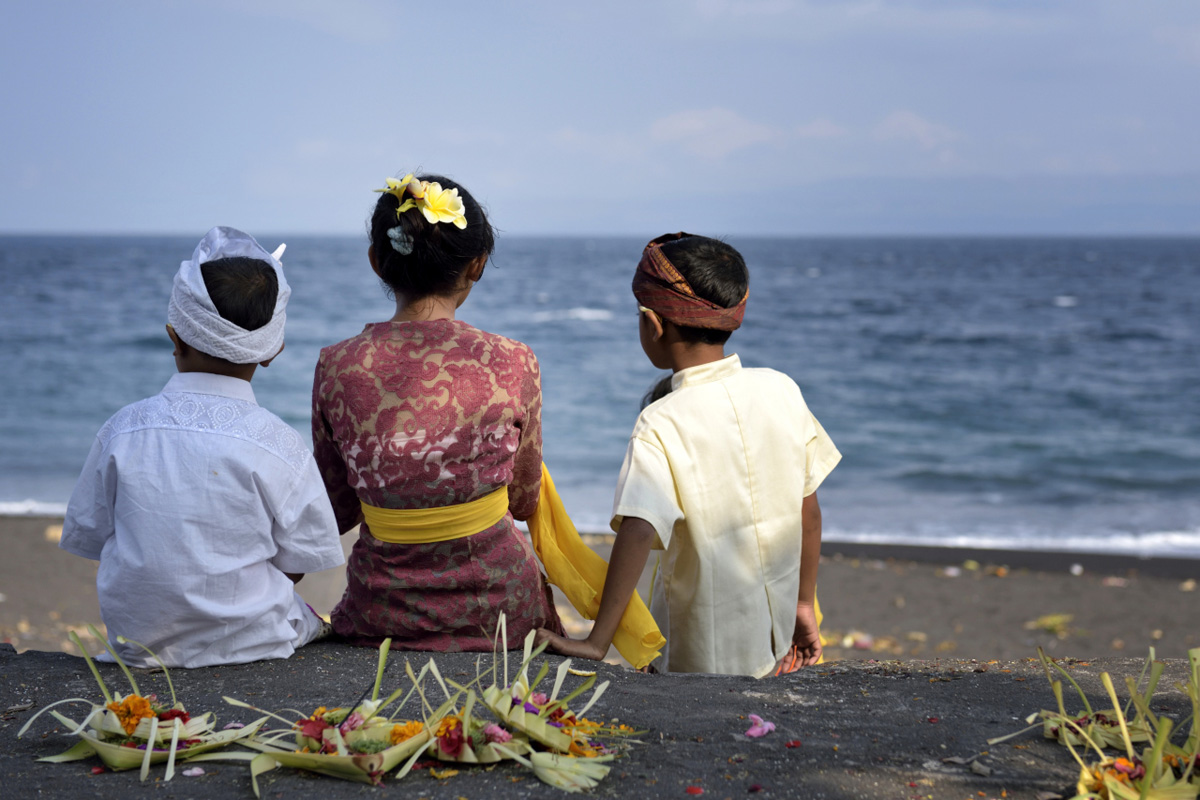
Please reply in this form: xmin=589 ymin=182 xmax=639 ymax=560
xmin=671 ymin=354 xmax=742 ymax=391
xmin=162 ymin=372 xmax=258 ymax=405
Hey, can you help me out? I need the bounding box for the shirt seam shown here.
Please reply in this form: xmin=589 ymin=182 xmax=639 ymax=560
xmin=100 ymin=424 xmax=310 ymax=475
xmin=724 ymin=380 xmax=777 ymax=658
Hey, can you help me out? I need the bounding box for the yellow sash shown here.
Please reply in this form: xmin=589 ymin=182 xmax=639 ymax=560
xmin=527 ymin=465 xmax=665 ymax=670
xmin=361 ymin=486 xmax=508 ymax=543
xmin=359 ymin=468 xmax=665 ymax=669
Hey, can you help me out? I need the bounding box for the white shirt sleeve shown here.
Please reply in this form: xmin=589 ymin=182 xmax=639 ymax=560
xmin=268 ymin=455 xmax=345 ymax=574
xmin=60 ymin=435 xmax=116 ymax=561
xmin=610 ymin=435 xmax=684 ymax=549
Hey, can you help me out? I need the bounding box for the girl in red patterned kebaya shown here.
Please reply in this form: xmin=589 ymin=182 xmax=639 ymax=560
xmin=312 ymin=173 xmax=564 ymax=651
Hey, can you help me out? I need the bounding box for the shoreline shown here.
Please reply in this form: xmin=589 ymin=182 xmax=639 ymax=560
xmin=7 ymin=512 xmax=1200 ymax=575
xmin=4 ymin=514 xmax=1198 ymax=664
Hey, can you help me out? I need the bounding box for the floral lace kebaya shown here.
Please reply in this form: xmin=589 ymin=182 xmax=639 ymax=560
xmin=313 ymin=319 xmax=562 ymax=652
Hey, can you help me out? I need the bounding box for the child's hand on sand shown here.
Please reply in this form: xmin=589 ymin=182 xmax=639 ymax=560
xmin=535 ymin=628 xmax=608 ymax=662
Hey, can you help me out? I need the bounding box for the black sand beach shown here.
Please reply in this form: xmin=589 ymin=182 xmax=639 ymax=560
xmin=3 ymin=515 xmax=1200 ymax=799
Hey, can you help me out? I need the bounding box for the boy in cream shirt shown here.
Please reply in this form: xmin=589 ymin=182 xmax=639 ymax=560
xmin=540 ymin=233 xmax=840 ymax=677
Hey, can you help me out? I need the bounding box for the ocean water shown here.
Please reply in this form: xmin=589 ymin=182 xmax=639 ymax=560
xmin=2 ymin=235 xmax=1198 ymax=558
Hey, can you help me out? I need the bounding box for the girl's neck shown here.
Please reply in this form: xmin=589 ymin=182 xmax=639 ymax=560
xmin=389 ymin=293 xmax=462 ymax=322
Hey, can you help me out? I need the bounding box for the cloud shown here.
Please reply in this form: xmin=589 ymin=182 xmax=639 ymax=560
xmin=293 ymin=139 xmax=337 ymax=158
xmin=795 ymin=118 xmax=847 ymax=139
xmin=224 ymin=0 xmax=396 ymax=43
xmin=1153 ymin=24 xmax=1200 ymax=65
xmin=682 ymin=0 xmax=1062 ymax=38
xmin=548 ymin=127 xmax=648 ymax=162
xmin=693 ymin=0 xmax=798 ymax=19
xmin=874 ymin=110 xmax=960 ymax=150
xmin=649 ymin=108 xmax=780 ymax=158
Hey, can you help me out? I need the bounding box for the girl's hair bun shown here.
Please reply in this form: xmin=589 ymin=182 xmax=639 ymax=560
xmin=368 ymin=173 xmax=496 ymax=299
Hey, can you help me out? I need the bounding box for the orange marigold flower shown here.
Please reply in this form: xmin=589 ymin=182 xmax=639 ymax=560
xmin=435 ymin=716 xmax=461 ymax=737
xmin=390 ymin=720 xmax=425 ymax=746
xmin=106 ymin=694 xmax=155 ymax=735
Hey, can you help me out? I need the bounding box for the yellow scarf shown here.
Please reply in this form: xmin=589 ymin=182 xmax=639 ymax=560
xmin=527 ymin=465 xmax=665 ymax=670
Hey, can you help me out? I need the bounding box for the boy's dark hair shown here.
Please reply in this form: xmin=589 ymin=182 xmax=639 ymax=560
xmin=200 ymin=257 xmax=279 ymax=331
xmin=658 ymin=236 xmax=749 ymax=345
xmin=368 ymin=173 xmax=496 ymax=299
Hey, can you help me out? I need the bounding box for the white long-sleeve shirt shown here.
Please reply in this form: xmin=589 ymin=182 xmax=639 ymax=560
xmin=61 ymin=372 xmax=343 ymax=668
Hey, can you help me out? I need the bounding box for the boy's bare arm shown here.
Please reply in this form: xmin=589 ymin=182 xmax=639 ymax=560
xmin=783 ymin=491 xmax=823 ymax=670
xmin=536 ymin=516 xmax=656 ymax=662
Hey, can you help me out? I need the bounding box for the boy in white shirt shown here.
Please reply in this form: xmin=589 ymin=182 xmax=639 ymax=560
xmin=539 ymin=233 xmax=840 ymax=677
xmin=61 ymin=226 xmax=344 ymax=668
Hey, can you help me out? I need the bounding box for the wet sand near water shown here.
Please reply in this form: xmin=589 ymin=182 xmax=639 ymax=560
xmin=3 ymin=515 xmax=1198 ymax=666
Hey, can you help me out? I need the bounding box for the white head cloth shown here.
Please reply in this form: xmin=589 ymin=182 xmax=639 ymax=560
xmin=167 ymin=226 xmax=291 ymax=364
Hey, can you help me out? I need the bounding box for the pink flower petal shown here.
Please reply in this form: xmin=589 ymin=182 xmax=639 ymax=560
xmin=745 ymin=713 xmax=776 ymax=738
xmin=182 ymin=767 xmax=205 ymax=777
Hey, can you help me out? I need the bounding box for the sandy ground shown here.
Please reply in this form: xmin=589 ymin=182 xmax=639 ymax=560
xmin=3 ymin=515 xmax=1198 ymax=666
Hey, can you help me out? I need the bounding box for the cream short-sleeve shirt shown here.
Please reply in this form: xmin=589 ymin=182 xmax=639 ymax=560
xmin=611 ymin=354 xmax=840 ymax=677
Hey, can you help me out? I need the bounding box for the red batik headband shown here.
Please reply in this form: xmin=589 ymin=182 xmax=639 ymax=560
xmin=631 ymin=232 xmax=748 ymax=331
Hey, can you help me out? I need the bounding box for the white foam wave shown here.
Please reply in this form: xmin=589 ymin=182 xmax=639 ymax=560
xmin=824 ymin=526 xmax=1200 ymax=560
xmin=530 ymin=307 xmax=614 ymax=323
xmin=0 ymin=499 xmax=68 ymax=517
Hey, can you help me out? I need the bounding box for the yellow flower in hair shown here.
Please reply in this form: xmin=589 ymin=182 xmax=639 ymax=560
xmin=375 ymin=174 xmax=425 ymax=218
xmin=419 ymin=182 xmax=468 ymax=229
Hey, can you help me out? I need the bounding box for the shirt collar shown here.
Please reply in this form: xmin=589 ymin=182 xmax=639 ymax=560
xmin=671 ymin=353 xmax=742 ymax=391
xmin=163 ymin=372 xmax=258 ymax=405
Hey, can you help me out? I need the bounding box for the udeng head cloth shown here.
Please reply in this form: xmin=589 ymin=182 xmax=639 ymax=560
xmin=166 ymin=226 xmax=291 ymax=363
xmin=631 ymin=232 xmax=747 ymax=331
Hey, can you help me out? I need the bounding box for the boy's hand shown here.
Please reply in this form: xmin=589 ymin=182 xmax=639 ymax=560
xmin=535 ymin=628 xmax=608 ymax=662
xmin=778 ymin=603 xmax=822 ymax=674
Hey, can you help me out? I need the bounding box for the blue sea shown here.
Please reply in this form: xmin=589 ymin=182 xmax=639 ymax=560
xmin=2 ymin=235 xmax=1198 ymax=558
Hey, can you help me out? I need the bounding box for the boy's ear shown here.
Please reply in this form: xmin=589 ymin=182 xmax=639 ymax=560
xmin=259 ymin=341 xmax=285 ymax=368
xmin=643 ymin=308 xmax=664 ymax=342
xmin=166 ymin=324 xmax=187 ymax=357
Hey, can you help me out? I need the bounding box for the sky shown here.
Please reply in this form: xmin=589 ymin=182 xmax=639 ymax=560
xmin=2 ymin=0 xmax=1199 ymax=236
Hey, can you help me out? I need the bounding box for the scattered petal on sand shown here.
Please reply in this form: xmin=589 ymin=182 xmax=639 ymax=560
xmin=182 ymin=767 xmax=205 ymax=777
xmin=745 ymin=714 xmax=775 ymax=738
xmin=685 ymin=786 xmax=705 ymax=795
xmin=785 ymin=740 xmax=802 ymax=748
